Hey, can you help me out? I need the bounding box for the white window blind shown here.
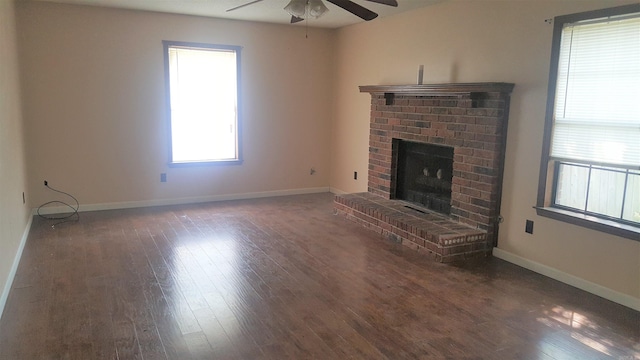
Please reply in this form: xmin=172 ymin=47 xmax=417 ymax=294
xmin=551 ymin=13 xmax=640 ymax=168
xmin=168 ymin=46 xmax=238 ymax=163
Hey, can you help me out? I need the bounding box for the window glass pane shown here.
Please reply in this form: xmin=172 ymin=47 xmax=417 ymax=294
xmin=586 ymin=167 xmax=626 ymax=217
xmin=555 ymin=163 xmax=588 ymax=210
xmin=167 ymin=45 xmax=239 ymax=163
xmin=622 ymin=172 xmax=640 ymax=224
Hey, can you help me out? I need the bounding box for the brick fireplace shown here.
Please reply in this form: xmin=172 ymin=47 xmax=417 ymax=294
xmin=334 ymin=83 xmax=514 ymax=263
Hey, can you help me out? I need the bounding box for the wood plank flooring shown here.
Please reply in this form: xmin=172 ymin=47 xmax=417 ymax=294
xmin=0 ymin=193 xmax=638 ymax=359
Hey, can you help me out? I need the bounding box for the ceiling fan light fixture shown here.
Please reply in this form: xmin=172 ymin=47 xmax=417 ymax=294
xmin=307 ymin=0 xmax=329 ymax=19
xmin=284 ymin=0 xmax=307 ymax=18
xmin=284 ymin=0 xmax=329 ymax=20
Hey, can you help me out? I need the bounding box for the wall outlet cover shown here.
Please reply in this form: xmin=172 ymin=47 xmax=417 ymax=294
xmin=525 ymin=220 xmax=534 ymax=234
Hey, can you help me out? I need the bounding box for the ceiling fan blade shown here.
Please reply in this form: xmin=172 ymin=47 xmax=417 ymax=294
xmin=326 ymin=0 xmax=378 ymax=21
xmin=226 ymin=0 xmax=265 ymax=12
xmin=366 ymin=0 xmax=398 ymax=6
xmin=291 ymin=15 xmax=304 ymax=23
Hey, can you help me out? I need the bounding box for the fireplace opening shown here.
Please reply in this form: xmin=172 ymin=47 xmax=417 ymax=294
xmin=394 ymin=140 xmax=453 ymax=215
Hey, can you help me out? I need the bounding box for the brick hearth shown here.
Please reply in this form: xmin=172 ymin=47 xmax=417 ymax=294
xmin=335 ymin=83 xmax=514 ymax=263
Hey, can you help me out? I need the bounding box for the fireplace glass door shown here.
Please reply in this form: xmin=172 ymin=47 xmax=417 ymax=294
xmin=395 ymin=140 xmax=454 ymax=215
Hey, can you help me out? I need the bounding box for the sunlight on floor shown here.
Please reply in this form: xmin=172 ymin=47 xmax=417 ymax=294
xmin=536 ymin=305 xmax=640 ymax=358
xmin=173 ymin=234 xmax=243 ymax=340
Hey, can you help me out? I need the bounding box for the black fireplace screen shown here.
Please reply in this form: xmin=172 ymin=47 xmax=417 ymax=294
xmin=394 ymin=140 xmax=453 ymax=215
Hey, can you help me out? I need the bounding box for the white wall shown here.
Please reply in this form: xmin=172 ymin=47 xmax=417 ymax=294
xmin=330 ymin=0 xmax=639 ymax=305
xmin=0 ymin=0 xmax=30 ymax=317
xmin=17 ymin=2 xmax=334 ymax=210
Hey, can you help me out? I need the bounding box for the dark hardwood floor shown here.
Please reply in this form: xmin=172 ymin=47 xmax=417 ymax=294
xmin=0 ymin=193 xmax=638 ymax=359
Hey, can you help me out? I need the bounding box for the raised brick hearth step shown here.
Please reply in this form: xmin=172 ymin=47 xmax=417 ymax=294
xmin=334 ymin=193 xmax=490 ymax=263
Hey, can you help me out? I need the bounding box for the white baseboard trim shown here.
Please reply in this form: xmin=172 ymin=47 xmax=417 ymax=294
xmin=329 ymin=187 xmax=347 ymax=195
xmin=34 ymin=187 xmax=331 ymax=215
xmin=0 ymin=215 xmax=32 ymax=320
xmin=492 ymin=247 xmax=640 ymax=312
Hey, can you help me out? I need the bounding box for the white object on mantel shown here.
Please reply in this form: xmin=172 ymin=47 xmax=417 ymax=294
xmin=417 ymin=65 xmax=424 ymax=85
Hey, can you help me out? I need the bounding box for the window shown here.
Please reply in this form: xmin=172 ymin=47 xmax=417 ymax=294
xmin=537 ymin=4 xmax=640 ymax=240
xmin=163 ymin=41 xmax=242 ymax=165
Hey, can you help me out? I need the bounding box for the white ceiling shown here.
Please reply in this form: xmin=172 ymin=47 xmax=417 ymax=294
xmin=28 ymin=0 xmax=443 ymax=28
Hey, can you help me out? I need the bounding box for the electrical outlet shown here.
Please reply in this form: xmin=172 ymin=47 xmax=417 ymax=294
xmin=44 ymin=180 xmax=48 ymax=186
xmin=160 ymin=173 xmax=167 ymax=182
xmin=354 ymin=171 xmax=358 ymax=180
xmin=525 ymin=220 xmax=534 ymax=234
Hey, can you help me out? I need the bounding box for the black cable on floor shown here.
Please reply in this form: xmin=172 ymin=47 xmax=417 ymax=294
xmin=37 ymin=181 xmax=79 ymax=227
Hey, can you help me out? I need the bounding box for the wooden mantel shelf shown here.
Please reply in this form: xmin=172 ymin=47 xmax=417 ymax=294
xmin=359 ymin=83 xmax=515 ymax=97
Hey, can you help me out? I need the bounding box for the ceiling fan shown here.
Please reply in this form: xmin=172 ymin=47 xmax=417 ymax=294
xmin=227 ymin=0 xmax=398 ymax=24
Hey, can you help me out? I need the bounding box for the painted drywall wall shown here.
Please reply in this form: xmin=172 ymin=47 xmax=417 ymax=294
xmin=17 ymin=2 xmax=333 ymax=208
xmin=0 ymin=0 xmax=30 ymax=316
xmin=331 ymin=1 xmax=639 ymax=300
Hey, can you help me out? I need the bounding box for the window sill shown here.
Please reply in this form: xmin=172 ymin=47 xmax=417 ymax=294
xmin=535 ymin=207 xmax=640 ymax=241
xmin=169 ymin=159 xmax=243 ymax=167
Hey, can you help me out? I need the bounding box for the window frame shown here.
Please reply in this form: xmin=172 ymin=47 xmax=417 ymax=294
xmin=536 ymin=4 xmax=640 ymax=241
xmin=162 ymin=40 xmax=243 ymax=167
